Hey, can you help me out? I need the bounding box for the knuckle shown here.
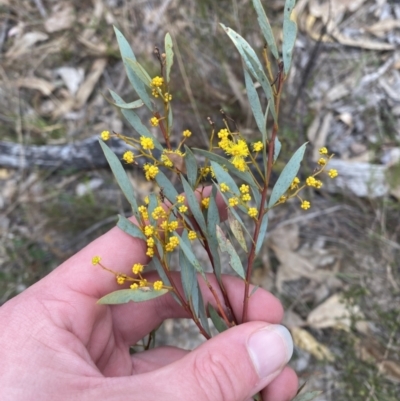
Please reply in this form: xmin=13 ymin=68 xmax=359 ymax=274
xmin=191 ymin=349 xmax=241 ymax=401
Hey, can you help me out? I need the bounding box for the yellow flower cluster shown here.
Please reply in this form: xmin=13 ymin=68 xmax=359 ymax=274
xmin=150 ymin=117 xmax=159 ymax=127
xmin=152 ymin=206 xmax=167 ymax=220
xmin=138 ymin=205 xmax=149 ymax=220
xmin=151 ymin=76 xmax=163 ymax=97
xmin=179 ymin=205 xmax=188 ymax=213
xmin=132 ymin=263 xmax=144 ymax=275
xmin=290 ymin=177 xmax=300 ymax=190
xmin=123 ymin=151 xmax=135 ymax=164
xmin=130 ymin=283 xmax=139 ymax=289
xmin=201 ymin=197 xmax=210 ymax=209
xmin=220 ymin=183 xmax=230 ymax=192
xmin=116 ymin=275 xmax=126 ymax=285
xmin=188 ymin=230 xmax=197 ymax=240
xmin=167 ymin=221 xmax=179 ymax=232
xmin=92 ymin=256 xmax=101 ymax=265
xmin=183 ymin=129 xmax=192 ymax=138
xmin=301 ymin=200 xmax=311 ymax=210
xmin=144 ymin=225 xmax=154 ymax=237
xmin=328 ymin=169 xmax=338 ymax=178
xmin=318 ymin=158 xmax=327 ymax=166
xmin=165 ymin=236 xmax=179 ymax=252
xmin=144 ymin=164 xmax=159 ymax=180
xmin=161 ymin=153 xmax=173 ymax=167
xmin=176 ymin=195 xmax=185 ymax=203
xmin=217 ymin=129 xmax=249 ymax=172
xmin=240 ymin=185 xmax=249 ymax=194
xmin=228 ymin=197 xmax=239 ymax=207
xmin=242 ymin=193 xmax=251 ymax=201
xmin=140 ymin=136 xmax=155 ymax=150
xmin=306 ymin=176 xmax=323 ymax=189
xmin=199 ymin=166 xmax=215 ymax=178
xmin=164 ymin=92 xmax=172 ymax=103
xmin=151 ymin=76 xmax=164 ymax=87
xmin=253 ymin=141 xmax=263 ymax=152
xmin=101 ymin=130 xmax=110 ymax=141
xmin=248 ymin=207 xmax=258 ymax=218
xmin=153 ymin=280 xmax=163 ymax=291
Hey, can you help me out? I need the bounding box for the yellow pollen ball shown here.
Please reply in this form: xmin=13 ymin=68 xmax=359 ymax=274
xmin=240 ymin=184 xmax=249 ymax=194
xmin=183 ymin=129 xmax=192 ymax=138
xmin=140 ymin=136 xmax=155 ymax=150
xmin=122 ymin=151 xmax=134 ymax=164
xmin=201 ymin=197 xmax=210 ymax=209
xmin=218 ymin=129 xmax=229 ymax=139
xmin=132 ymin=263 xmax=144 ymax=275
xmin=165 ymin=236 xmax=179 ymax=252
xmin=318 ymin=158 xmax=327 ymax=166
xmin=319 ymin=147 xmax=328 ymax=155
xmin=220 ymin=183 xmax=230 ymax=192
xmin=151 ymin=76 xmax=164 ymax=87
xmin=100 ymin=131 xmax=110 ymax=141
xmin=248 ymin=207 xmax=258 ymax=218
xmin=229 ymin=197 xmax=239 ymax=207
xmin=306 ymin=176 xmax=316 ymax=187
xmin=144 ymin=225 xmax=154 ymax=237
xmin=168 ymin=221 xmax=179 ymax=232
xmin=130 ymin=283 xmax=139 ymax=290
xmin=253 ymin=141 xmax=263 ymax=152
xmin=301 ymin=200 xmax=311 ymax=210
xmin=328 ymin=169 xmax=338 ymax=178
xmin=153 ymin=280 xmax=163 ymax=291
xmin=92 ymin=256 xmax=101 ymax=265
xmin=241 ymin=193 xmax=251 ymax=202
xmin=179 ymin=205 xmax=188 ymax=213
xmin=290 ymin=177 xmax=300 ymax=190
xmin=144 ymin=164 xmax=159 ymax=180
xmin=150 ymin=117 xmax=159 ymax=127
xmin=188 ymin=231 xmax=197 ymax=240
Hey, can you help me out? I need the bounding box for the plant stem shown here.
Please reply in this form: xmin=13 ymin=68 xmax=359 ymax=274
xmin=241 ymin=66 xmax=284 ymax=323
xmin=155 ymin=111 xmax=171 ymax=149
xmin=159 ymin=251 xmax=211 ymax=339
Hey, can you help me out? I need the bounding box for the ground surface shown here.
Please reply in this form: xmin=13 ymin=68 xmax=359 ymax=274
xmin=1 ymin=0 xmax=400 ymax=400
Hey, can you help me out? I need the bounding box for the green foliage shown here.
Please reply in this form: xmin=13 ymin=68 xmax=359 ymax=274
xmin=99 ymin=140 xmax=140 ymax=220
xmin=291 ymin=391 xmax=322 ymax=401
xmin=95 ymin=4 xmax=338 ymax=400
xmin=282 ymin=0 xmax=298 ymax=76
xmin=208 ymin=303 xmax=229 ymax=333
xmin=113 ymin=26 xmax=153 ymax=110
xmin=98 ymin=288 xmax=168 ymax=304
xmin=268 ymin=142 xmax=307 ymax=208
xmin=216 ymin=225 xmax=246 ymax=279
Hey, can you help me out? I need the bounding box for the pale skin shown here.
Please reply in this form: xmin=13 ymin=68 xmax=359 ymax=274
xmin=0 ymin=189 xmax=298 ymax=401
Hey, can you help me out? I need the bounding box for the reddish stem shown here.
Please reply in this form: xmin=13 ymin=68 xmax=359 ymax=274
xmin=241 ymin=69 xmax=285 ymax=323
xmin=155 ymin=111 xmax=171 ymax=149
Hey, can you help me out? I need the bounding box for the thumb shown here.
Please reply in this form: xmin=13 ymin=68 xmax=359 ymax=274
xmin=137 ymin=322 xmax=293 ymax=401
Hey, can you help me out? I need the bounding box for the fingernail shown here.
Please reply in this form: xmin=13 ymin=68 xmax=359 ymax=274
xmin=247 ymin=324 xmax=293 ymax=379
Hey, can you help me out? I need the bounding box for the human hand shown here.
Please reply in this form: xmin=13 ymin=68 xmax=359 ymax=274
xmin=0 ymin=191 xmax=298 ymax=401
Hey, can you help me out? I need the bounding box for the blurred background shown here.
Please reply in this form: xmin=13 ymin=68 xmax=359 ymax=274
xmin=0 ymin=0 xmax=399 ymax=399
